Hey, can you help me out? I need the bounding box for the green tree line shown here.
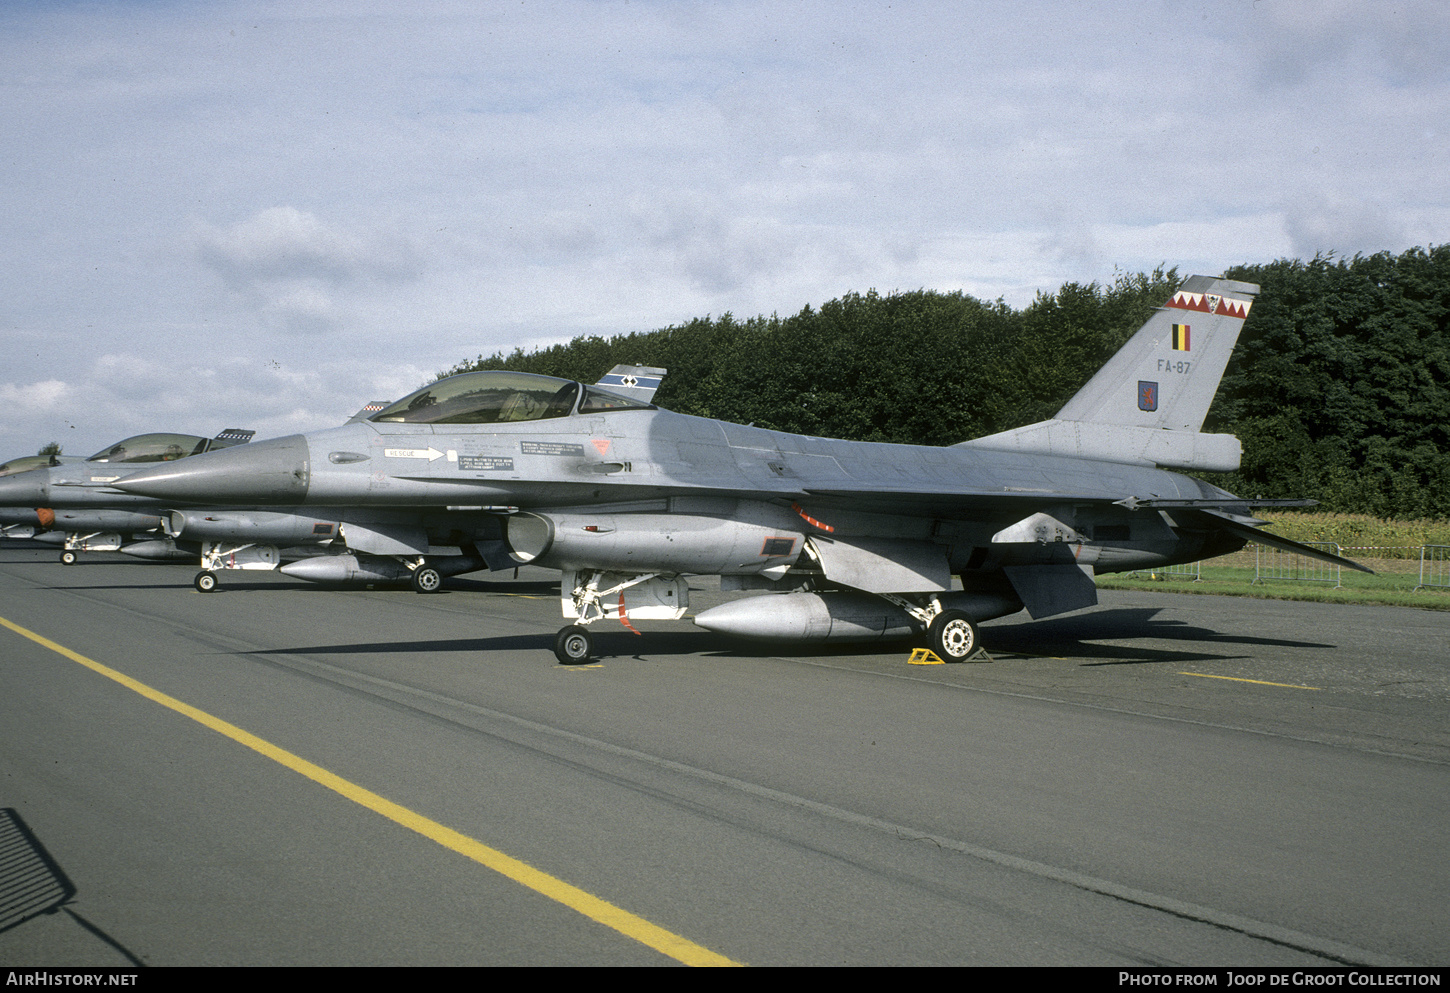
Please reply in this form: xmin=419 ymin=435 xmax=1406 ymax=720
xmin=444 ymin=246 xmax=1450 ymax=519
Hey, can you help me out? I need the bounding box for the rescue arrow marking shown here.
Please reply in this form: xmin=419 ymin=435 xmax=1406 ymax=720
xmin=384 ymin=447 xmax=445 ymax=461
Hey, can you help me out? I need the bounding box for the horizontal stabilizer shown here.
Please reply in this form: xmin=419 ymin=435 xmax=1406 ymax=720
xmin=1116 ymin=497 xmax=1317 ymax=512
xmin=1190 ymin=509 xmax=1374 ymax=574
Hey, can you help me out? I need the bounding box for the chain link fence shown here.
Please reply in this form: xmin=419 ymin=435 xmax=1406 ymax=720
xmin=1417 ymin=545 xmax=1450 ymax=592
xmin=1126 ymin=560 xmax=1200 ymax=581
xmin=1253 ymin=541 xmax=1344 ymax=588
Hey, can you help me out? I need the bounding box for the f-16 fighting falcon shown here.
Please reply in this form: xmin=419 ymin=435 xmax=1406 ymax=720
xmin=0 ymin=452 xmax=76 ymax=477
xmin=0 ymin=452 xmax=75 ymax=538
xmin=113 ymin=275 xmax=1370 ymax=664
xmin=87 ymin=370 xmax=662 ymax=592
xmin=0 ymin=429 xmax=254 ymax=561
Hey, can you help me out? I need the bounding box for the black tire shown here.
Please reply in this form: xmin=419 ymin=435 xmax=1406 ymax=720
xmin=553 ymin=625 xmax=594 ymax=664
xmin=194 ymin=570 xmax=218 ymax=593
xmin=411 ymin=566 xmax=443 ymax=594
xmin=59 ymin=550 xmax=77 ymax=565
xmin=929 ymin=610 xmax=979 ymax=661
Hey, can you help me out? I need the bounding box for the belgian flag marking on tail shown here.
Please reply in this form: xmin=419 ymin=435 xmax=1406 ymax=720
xmin=1171 ymin=324 xmax=1190 ymax=351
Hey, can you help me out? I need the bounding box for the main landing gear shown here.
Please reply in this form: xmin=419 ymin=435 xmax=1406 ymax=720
xmin=927 ymin=610 xmax=981 ymax=662
xmin=411 ymin=565 xmax=443 ymax=594
xmin=191 ymin=542 xmax=281 ymax=591
xmin=551 ymin=570 xmax=689 ymax=664
xmin=553 ymin=626 xmax=594 ymax=664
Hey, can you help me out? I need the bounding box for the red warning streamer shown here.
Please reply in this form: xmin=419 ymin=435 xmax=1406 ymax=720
xmin=791 ymin=502 xmax=835 ymax=533
xmin=618 ymin=593 xmax=642 ymax=636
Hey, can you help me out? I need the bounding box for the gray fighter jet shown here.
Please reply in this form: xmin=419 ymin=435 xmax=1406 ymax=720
xmin=0 ymin=453 xmax=76 ymax=477
xmin=118 ymin=370 xmax=663 ymax=592
xmin=113 ymin=276 xmax=1369 ymax=663
xmin=0 ymin=429 xmax=254 ymax=562
xmin=1 ymin=455 xmax=70 ymax=538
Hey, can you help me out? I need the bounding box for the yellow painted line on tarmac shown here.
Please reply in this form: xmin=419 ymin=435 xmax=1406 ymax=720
xmin=1 ymin=614 xmax=740 ymax=967
xmin=1179 ymin=671 xmax=1321 ymax=691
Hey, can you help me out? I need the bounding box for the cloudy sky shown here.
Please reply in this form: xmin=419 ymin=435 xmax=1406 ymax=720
xmin=2 ymin=0 xmax=1446 ymax=458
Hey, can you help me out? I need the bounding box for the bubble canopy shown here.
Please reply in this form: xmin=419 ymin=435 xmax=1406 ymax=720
xmin=86 ymin=433 xmax=211 ymax=463
xmin=370 ymin=371 xmax=652 ymax=425
xmin=0 ymin=455 xmax=57 ymax=477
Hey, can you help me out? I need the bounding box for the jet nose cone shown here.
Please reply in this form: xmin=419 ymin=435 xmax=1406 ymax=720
xmin=0 ymin=469 xmax=48 ymax=508
xmin=114 ymin=434 xmax=311 ymax=504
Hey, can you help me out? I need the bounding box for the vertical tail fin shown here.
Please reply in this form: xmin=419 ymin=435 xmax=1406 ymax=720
xmin=1055 ymin=274 xmax=1258 ymax=431
xmin=958 ymin=274 xmax=1258 ymax=471
xmin=347 ymin=401 xmax=393 ymax=424
xmin=209 ymin=428 xmax=256 ymax=451
xmin=594 ymin=364 xmax=667 ymax=404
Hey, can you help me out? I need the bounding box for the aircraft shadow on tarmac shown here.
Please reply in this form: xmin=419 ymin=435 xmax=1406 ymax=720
xmin=25 ymin=551 xmax=1339 ymax=665
xmin=47 ymin=578 xmax=564 ymax=596
xmin=0 ymin=807 xmax=143 ymax=966
xmin=237 ymin=630 xmax=949 ymax=663
xmin=982 ymin=607 xmax=1337 ymax=665
xmin=236 ymin=604 xmax=1333 ymax=668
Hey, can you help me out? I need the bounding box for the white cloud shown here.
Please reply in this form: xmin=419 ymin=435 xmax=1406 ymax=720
xmin=193 ymin=206 xmax=423 ymax=331
xmin=0 ymin=352 xmax=436 ymax=461
xmin=195 ymin=207 xmax=413 ymax=283
xmin=1236 ymin=0 xmax=1450 ymax=88
xmin=0 ymin=380 xmax=68 ymax=410
xmin=1283 ymin=195 xmax=1409 ymax=261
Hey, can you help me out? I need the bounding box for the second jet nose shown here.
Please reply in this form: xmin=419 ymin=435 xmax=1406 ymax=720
xmin=114 ymin=434 xmax=312 ymax=504
xmin=0 ymin=468 xmax=49 ymax=508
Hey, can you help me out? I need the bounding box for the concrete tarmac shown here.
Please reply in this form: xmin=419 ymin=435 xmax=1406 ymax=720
xmin=1 ymin=544 xmax=1446 ymax=966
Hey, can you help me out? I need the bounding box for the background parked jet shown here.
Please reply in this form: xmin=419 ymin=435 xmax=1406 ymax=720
xmin=114 ymin=277 xmax=1368 ymax=663
xmin=0 ymin=452 xmax=76 ymax=537
xmin=0 ymin=452 xmax=76 ymax=477
xmin=0 ymin=429 xmax=253 ymax=562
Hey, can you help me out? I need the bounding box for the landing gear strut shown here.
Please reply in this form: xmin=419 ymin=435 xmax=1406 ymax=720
xmin=549 ymin=570 xmax=688 ymax=664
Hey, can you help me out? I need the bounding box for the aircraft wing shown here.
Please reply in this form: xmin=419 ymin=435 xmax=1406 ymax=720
xmin=799 ymin=485 xmax=1138 ymax=520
